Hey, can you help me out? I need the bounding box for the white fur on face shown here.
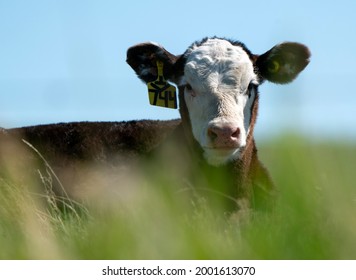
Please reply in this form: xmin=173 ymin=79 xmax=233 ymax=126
xmin=182 ymin=38 xmax=258 ymax=166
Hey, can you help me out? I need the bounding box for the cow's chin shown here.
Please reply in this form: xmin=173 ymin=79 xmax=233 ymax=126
xmin=203 ymin=147 xmax=242 ymax=166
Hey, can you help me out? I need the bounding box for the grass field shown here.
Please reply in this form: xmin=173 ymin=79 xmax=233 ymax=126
xmin=0 ymin=135 xmax=355 ymax=260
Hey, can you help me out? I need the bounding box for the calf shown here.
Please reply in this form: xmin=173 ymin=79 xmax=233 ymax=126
xmin=126 ymin=37 xmax=310 ymax=210
xmin=0 ymin=37 xmax=310 ymax=212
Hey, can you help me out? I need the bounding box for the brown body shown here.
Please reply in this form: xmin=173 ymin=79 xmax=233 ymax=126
xmin=3 ymin=120 xmax=179 ymax=165
xmin=0 ymin=117 xmax=272 ymax=211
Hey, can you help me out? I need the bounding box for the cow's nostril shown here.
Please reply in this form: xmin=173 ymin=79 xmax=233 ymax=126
xmin=231 ymin=127 xmax=240 ymax=139
xmin=207 ymin=128 xmax=218 ymax=141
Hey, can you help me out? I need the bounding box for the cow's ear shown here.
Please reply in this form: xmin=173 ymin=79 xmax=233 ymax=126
xmin=126 ymin=42 xmax=183 ymax=84
xmin=256 ymin=42 xmax=311 ymax=84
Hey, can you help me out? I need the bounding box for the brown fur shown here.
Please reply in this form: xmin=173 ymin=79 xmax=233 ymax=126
xmin=0 ymin=120 xmax=180 ymax=198
xmin=5 ymin=120 xmax=180 ymax=164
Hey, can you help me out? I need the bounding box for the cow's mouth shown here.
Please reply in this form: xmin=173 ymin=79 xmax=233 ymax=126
xmin=203 ymin=147 xmax=241 ymax=166
xmin=204 ymin=146 xmax=240 ymax=153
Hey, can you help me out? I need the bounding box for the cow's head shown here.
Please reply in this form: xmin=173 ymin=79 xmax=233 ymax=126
xmin=127 ymin=37 xmax=310 ymax=166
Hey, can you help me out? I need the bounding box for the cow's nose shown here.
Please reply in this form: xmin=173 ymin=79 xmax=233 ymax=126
xmin=207 ymin=124 xmax=240 ymax=147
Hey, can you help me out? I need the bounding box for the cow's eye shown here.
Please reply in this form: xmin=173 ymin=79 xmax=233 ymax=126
xmin=185 ymin=83 xmax=196 ymax=97
xmin=247 ymin=82 xmax=256 ymax=98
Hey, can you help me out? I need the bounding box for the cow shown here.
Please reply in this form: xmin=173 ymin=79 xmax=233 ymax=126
xmin=0 ymin=37 xmax=310 ymax=213
xmin=126 ymin=37 xmax=310 ymax=211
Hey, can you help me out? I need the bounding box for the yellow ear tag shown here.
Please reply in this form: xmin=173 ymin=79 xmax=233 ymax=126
xmin=269 ymin=60 xmax=280 ymax=73
xmin=146 ymin=61 xmax=177 ymax=109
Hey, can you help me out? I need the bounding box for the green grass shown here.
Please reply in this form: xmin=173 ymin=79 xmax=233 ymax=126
xmin=0 ymin=135 xmax=355 ymax=259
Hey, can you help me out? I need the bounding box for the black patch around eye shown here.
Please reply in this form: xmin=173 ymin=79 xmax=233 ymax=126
xmin=185 ymin=83 xmax=192 ymax=90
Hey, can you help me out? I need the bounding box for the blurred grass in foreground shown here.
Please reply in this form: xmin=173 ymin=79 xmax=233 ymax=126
xmin=0 ymin=135 xmax=355 ymax=259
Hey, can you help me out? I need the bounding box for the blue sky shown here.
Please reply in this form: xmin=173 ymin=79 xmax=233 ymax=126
xmin=1 ymin=0 xmax=355 ymax=140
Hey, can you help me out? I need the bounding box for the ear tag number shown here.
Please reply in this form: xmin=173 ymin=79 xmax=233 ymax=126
xmin=146 ymin=61 xmax=177 ymax=109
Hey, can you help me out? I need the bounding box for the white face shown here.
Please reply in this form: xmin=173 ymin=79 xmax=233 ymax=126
xmin=181 ymin=39 xmax=258 ymax=166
